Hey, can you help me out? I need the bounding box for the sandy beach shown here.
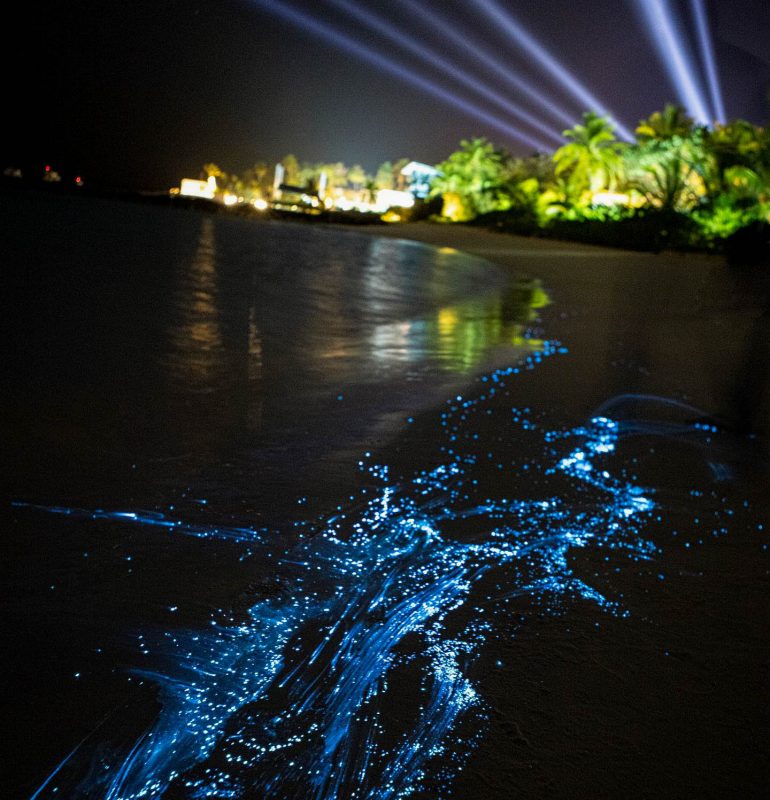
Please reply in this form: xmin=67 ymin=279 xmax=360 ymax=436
xmin=5 ymin=198 xmax=768 ymax=798
xmin=330 ymin=221 xmax=770 ymax=798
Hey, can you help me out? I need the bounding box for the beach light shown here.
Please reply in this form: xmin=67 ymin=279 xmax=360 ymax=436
xmin=328 ymin=0 xmax=564 ymax=145
xmin=250 ymin=0 xmax=551 ymax=151
xmin=469 ymin=0 xmax=635 ymax=140
xmin=635 ymin=0 xmax=712 ymax=125
xmin=690 ymin=0 xmax=725 ymax=122
xmin=396 ymin=0 xmax=577 ymax=129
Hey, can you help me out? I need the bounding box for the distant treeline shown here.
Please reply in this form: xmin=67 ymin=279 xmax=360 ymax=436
xmin=198 ymin=157 xmax=413 ymax=197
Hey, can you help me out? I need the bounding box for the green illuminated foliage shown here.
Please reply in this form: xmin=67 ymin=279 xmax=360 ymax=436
xmin=553 ymin=112 xmax=625 ymax=204
xmin=193 ymin=103 xmax=769 ymax=255
xmin=374 ymin=161 xmax=394 ymax=190
xmin=431 ymin=138 xmax=515 ymax=220
xmin=691 ymin=194 xmax=767 ymax=240
xmin=624 ymin=130 xmax=711 ymax=211
xmin=635 ymin=104 xmax=695 ymax=142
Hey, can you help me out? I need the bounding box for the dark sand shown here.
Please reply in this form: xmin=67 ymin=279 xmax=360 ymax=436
xmin=332 ymin=223 xmax=770 ymax=799
xmin=4 ymin=207 xmax=767 ymax=798
xmin=338 ymin=222 xmax=770 ymax=442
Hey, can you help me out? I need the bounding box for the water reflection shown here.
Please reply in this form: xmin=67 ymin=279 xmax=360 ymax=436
xmin=162 ymin=217 xmax=268 ymax=440
xmin=152 ymin=225 xmax=548 ymax=475
xmin=370 ymin=279 xmax=549 ymax=372
xmin=247 ymin=305 xmax=264 ymax=433
xmin=164 ymin=217 xmax=226 ymax=390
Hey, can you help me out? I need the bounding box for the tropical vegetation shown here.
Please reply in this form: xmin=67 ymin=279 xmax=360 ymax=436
xmin=430 ymin=105 xmax=770 ymax=259
xmin=194 ymin=103 xmax=768 ymax=259
xmin=199 ymin=157 xmax=411 ymax=204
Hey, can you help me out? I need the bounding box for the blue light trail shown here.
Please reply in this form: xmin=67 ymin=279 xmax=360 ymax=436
xmin=328 ymin=0 xmax=564 ymax=146
xmin=690 ymin=0 xmax=726 ymax=122
xmin=25 ymin=334 xmax=743 ymax=799
xmin=469 ymin=0 xmax=636 ymax=140
xmin=10 ymin=503 xmax=264 ymax=545
xmin=395 ymin=0 xmax=579 ymax=129
xmin=635 ymin=0 xmax=712 ymax=125
xmin=250 ymin=0 xmax=550 ymax=151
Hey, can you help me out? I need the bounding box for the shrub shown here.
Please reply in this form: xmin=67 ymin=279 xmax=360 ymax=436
xmin=543 ymin=208 xmax=699 ymax=252
xmin=724 ymin=221 xmax=770 ymax=267
xmin=691 ymin=195 xmax=765 ymax=242
xmin=471 ymin=207 xmax=540 ymax=236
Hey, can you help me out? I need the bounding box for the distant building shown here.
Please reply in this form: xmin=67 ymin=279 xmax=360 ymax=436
xmin=272 ymin=183 xmax=322 ymax=215
xmin=400 ymin=161 xmax=440 ymax=198
xmin=372 ymin=189 xmax=414 ymax=213
xmin=179 ymin=176 xmax=217 ymax=200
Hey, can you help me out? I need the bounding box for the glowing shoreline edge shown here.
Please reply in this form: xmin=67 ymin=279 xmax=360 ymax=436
xmin=25 ymin=339 xmax=740 ymax=799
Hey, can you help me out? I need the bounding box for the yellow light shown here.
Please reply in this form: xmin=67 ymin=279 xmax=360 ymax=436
xmin=437 ymin=307 xmax=459 ymax=336
xmin=374 ymin=189 xmax=415 ymax=212
xmin=223 ymin=193 xmax=238 ymax=206
xmin=591 ymin=191 xmax=630 ymax=207
xmin=180 ymin=178 xmax=215 ymax=200
xmin=253 ymin=198 xmax=268 ymax=211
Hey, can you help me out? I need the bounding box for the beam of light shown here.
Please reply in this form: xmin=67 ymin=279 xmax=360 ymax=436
xmin=469 ymin=0 xmax=636 ymax=140
xmin=690 ymin=0 xmax=726 ymax=123
xmin=395 ymin=0 xmax=578 ymax=129
xmin=327 ymin=0 xmax=564 ymax=146
xmin=249 ymin=0 xmax=550 ymax=151
xmin=635 ymin=0 xmax=712 ymax=125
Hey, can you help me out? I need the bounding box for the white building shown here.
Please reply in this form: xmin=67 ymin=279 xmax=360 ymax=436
xmin=400 ymin=161 xmax=440 ymax=198
xmin=179 ymin=176 xmax=217 ymax=200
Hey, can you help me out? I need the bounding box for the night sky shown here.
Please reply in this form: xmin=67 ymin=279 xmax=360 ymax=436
xmin=11 ymin=0 xmax=770 ymax=190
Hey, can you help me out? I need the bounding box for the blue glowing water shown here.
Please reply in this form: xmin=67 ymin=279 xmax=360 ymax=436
xmin=24 ymin=337 xmax=745 ymax=799
xmin=8 ymin=192 xmax=764 ymax=798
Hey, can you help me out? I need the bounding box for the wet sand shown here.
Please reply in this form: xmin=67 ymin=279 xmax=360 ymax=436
xmin=5 ymin=201 xmax=768 ymax=798
xmin=332 ymin=222 xmax=770 ymax=798
xmin=339 ymin=221 xmax=770 ymax=439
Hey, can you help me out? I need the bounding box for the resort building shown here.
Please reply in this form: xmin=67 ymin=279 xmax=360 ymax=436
xmin=399 ymin=161 xmax=440 ymax=198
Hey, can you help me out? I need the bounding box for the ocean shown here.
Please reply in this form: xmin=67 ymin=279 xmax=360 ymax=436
xmin=2 ymin=189 xmax=767 ymax=799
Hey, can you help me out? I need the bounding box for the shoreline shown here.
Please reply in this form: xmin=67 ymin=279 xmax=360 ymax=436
xmin=5 ymin=196 xmax=767 ymax=798
xmin=328 ymin=219 xmax=725 ymax=278
xmin=326 ymin=222 xmax=769 ymax=799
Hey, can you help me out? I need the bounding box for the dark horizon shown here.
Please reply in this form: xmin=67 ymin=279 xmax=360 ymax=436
xmin=9 ymin=0 xmax=770 ymax=191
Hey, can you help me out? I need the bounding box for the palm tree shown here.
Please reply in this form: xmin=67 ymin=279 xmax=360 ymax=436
xmin=635 ymin=104 xmax=694 ymax=142
xmin=625 ymin=127 xmax=712 ymax=211
xmin=431 ymin=137 xmax=513 ymax=220
xmin=707 ymin=120 xmax=770 ymax=200
xmin=553 ymin=112 xmax=625 ymax=202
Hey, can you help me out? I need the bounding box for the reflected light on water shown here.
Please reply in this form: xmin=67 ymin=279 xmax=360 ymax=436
xmin=164 ymin=218 xmax=227 ymax=389
xmin=370 ymin=279 xmax=550 ymax=373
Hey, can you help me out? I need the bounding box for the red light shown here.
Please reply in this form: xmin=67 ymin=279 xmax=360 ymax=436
xmin=45 ymin=164 xmax=51 ymax=172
